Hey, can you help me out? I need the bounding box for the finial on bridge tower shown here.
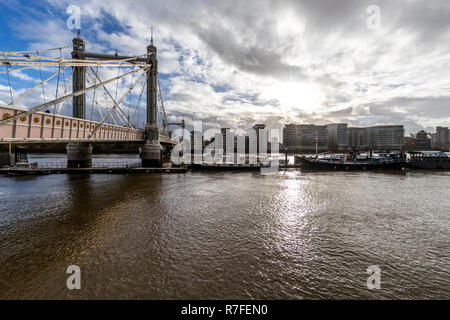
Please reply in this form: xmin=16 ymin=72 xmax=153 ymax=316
xmin=151 ymin=26 xmax=154 ymax=45
xmin=77 ymin=29 xmax=81 ymax=38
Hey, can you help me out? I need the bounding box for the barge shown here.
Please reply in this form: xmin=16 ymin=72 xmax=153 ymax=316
xmin=295 ymin=153 xmax=407 ymax=171
xmin=408 ymin=151 xmax=450 ymax=169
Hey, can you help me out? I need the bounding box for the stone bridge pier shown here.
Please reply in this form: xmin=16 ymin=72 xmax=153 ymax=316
xmin=66 ymin=142 xmax=93 ymax=168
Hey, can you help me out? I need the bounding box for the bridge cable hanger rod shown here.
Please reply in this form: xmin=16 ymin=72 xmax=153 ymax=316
xmin=128 ymin=65 xmax=135 ymax=120
xmin=86 ymin=67 xmax=131 ymax=127
xmin=88 ymin=66 xmax=140 ymax=128
xmin=157 ymin=76 xmax=170 ymax=135
xmin=56 ymin=68 xmax=74 ymax=115
xmin=88 ymin=71 xmax=147 ymax=138
xmin=89 ymin=66 xmax=98 ymax=121
xmin=37 ymin=51 xmax=47 ymax=104
xmin=85 ymin=70 xmax=121 ymax=126
xmin=93 ymin=66 xmax=142 ymax=128
xmin=86 ymin=71 xmax=120 ymax=126
xmin=53 ymin=48 xmax=63 ymax=114
xmin=0 ymin=66 xmax=148 ymax=127
xmin=84 ymin=70 xmax=106 ymax=121
xmin=132 ymin=77 xmax=146 ymax=124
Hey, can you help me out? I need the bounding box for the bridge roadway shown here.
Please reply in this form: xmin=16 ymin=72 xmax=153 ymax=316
xmin=0 ymin=106 xmax=176 ymax=145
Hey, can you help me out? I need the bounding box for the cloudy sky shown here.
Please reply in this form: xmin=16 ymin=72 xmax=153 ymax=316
xmin=1 ymin=0 xmax=450 ymax=136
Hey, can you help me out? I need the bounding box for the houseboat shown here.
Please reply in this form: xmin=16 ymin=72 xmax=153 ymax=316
xmin=407 ymin=151 xmax=450 ymax=169
xmin=295 ymin=153 xmax=406 ymax=171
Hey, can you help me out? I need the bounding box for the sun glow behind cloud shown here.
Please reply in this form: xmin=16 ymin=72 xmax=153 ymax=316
xmin=263 ymin=81 xmax=325 ymax=115
xmin=0 ymin=0 xmax=450 ymax=135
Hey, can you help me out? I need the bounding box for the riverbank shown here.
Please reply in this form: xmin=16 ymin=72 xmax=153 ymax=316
xmin=0 ymin=167 xmax=187 ymax=175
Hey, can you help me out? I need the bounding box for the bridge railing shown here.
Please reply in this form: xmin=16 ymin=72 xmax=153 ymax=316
xmin=0 ymin=106 xmax=145 ymax=143
xmin=1 ymin=105 xmax=178 ymax=145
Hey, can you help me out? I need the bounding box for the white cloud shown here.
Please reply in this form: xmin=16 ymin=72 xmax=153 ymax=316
xmin=3 ymin=0 xmax=450 ymax=135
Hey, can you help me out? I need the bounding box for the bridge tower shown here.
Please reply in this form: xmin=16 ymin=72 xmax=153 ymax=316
xmin=66 ymin=30 xmax=93 ymax=168
xmin=72 ymin=29 xmax=86 ymax=119
xmin=141 ymin=31 xmax=163 ymax=167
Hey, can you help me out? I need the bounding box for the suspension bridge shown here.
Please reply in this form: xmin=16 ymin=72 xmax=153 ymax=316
xmin=0 ymin=30 xmax=183 ymax=168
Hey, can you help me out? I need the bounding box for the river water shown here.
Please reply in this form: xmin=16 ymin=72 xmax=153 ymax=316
xmin=0 ymin=163 xmax=449 ymax=299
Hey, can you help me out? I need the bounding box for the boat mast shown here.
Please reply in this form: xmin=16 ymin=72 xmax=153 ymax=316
xmin=315 ymin=135 xmax=318 ymax=157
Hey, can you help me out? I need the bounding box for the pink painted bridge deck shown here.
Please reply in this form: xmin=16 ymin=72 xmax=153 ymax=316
xmin=0 ymin=106 xmax=145 ymax=143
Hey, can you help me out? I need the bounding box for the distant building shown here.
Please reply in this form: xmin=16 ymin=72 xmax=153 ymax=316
xmin=190 ymin=130 xmax=205 ymax=153
xmin=283 ymin=124 xmax=302 ymax=152
xmin=252 ymin=124 xmax=267 ymax=154
xmin=367 ymin=125 xmax=405 ymax=150
xmin=404 ymin=136 xmax=415 ymax=150
xmin=414 ymin=130 xmax=432 ymax=150
xmin=283 ymin=124 xmax=328 ymax=153
xmin=404 ymin=130 xmax=432 ymax=151
xmin=435 ymin=126 xmax=449 ymax=151
xmin=431 ymin=133 xmax=437 ymax=147
xmin=349 ymin=125 xmax=404 ymax=151
xmin=348 ymin=127 xmax=369 ymax=150
xmin=285 ymin=123 xmax=404 ymax=153
xmin=327 ymin=123 xmax=349 ymax=151
xmin=220 ymin=128 xmax=235 ymax=154
xmin=253 ymin=124 xmax=267 ymax=131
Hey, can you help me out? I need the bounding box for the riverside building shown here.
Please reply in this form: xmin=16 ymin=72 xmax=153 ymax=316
xmin=283 ymin=123 xmax=405 ymax=153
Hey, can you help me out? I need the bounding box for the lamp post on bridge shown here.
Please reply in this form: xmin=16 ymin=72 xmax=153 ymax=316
xmin=141 ymin=31 xmax=163 ymax=167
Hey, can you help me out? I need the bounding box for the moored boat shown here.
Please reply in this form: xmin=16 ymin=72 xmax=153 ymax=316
xmin=295 ymin=154 xmax=406 ymax=171
xmin=407 ymin=151 xmax=450 ymax=169
xmin=6 ymin=162 xmax=50 ymax=175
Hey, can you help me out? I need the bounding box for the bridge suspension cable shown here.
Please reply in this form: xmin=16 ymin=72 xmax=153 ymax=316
xmin=56 ymin=68 xmax=74 ymax=115
xmin=89 ymin=65 xmax=97 ymax=121
xmin=88 ymin=70 xmax=147 ymax=138
xmin=9 ymin=65 xmax=69 ymax=108
xmin=53 ymin=48 xmax=63 ymax=114
xmin=132 ymin=76 xmax=146 ymax=127
xmin=88 ymin=66 xmax=139 ymax=128
xmin=8 ymin=45 xmax=72 ymax=54
xmin=0 ymin=48 xmax=152 ymax=129
xmin=0 ymin=66 xmax=148 ymax=127
xmin=157 ymin=76 xmax=171 ymax=137
xmin=36 ymin=51 xmax=47 ymax=104
xmin=2 ymin=53 xmax=14 ymax=104
xmin=0 ymin=51 xmax=152 ymax=68
xmin=0 ymin=40 xmax=177 ymax=147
